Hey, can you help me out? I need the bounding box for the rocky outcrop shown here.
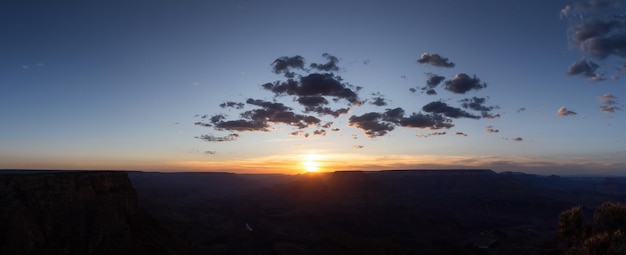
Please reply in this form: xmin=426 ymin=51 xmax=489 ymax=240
xmin=0 ymin=171 xmax=192 ymax=255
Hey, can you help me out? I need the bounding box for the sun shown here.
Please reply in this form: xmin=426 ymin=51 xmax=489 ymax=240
xmin=302 ymin=154 xmax=321 ymax=172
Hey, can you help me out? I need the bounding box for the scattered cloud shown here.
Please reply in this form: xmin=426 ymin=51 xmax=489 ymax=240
xmin=444 ymin=73 xmax=487 ymax=94
xmin=368 ymin=92 xmax=388 ymax=106
xmin=219 ymin=101 xmax=245 ymax=109
xmin=422 ymin=101 xmax=480 ymax=119
xmin=567 ymin=59 xmax=604 ymax=81
xmin=196 ymin=133 xmax=240 ymax=142
xmin=205 ymin=151 xmax=216 ymax=155
xmin=557 ymin=106 xmax=578 ymax=116
xmin=310 ymin=53 xmax=340 ymax=72
xmin=417 ymin=53 xmax=455 ymax=68
xmin=599 ymin=93 xmax=622 ymax=113
xmin=516 ymin=107 xmax=526 ymax=113
xmin=512 ymin=137 xmax=523 ymax=142
xmin=486 ymin=126 xmax=499 ymax=133
xmin=353 ymin=145 xmax=364 ymax=149
xmin=197 ymin=53 xmax=495 ymax=142
xmin=562 ymin=0 xmax=626 ymax=80
xmin=454 ymin=131 xmax=468 ymax=136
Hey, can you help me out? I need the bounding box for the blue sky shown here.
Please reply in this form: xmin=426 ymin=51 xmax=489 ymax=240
xmin=1 ymin=0 xmax=625 ymax=175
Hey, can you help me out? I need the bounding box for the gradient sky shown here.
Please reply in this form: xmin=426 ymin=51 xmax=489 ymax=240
xmin=2 ymin=0 xmax=625 ymax=175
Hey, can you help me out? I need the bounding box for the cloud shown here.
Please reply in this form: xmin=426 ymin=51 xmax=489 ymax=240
xmin=414 ymin=73 xmax=445 ymax=95
xmin=567 ymin=59 xmax=604 ymax=80
xmin=197 ymin=53 xmax=495 ymax=141
xmin=444 ymin=73 xmax=487 ymax=94
xmin=219 ymin=101 xmax=245 ymax=109
xmin=313 ymin=129 xmax=327 ymax=136
xmin=516 ymin=107 xmax=526 ymax=113
xmin=272 ymin=55 xmax=305 ymax=77
xmin=454 ymin=131 xmax=468 ymax=136
xmin=417 ymin=53 xmax=455 ymax=68
xmin=348 ymin=112 xmax=396 ymax=138
xmin=205 ymin=151 xmax=216 ymax=155
xmin=557 ymin=106 xmax=578 ymax=116
xmin=562 ymin=1 xmax=626 ymax=79
xmin=486 ymin=127 xmax=499 ymax=133
xmin=512 ymin=137 xmax=523 ymax=142
xmin=398 ymin=112 xmax=454 ymax=129
xmin=310 ymin=53 xmax=340 ymax=72
xmin=425 ymin=73 xmax=445 ymax=88
xmin=368 ymin=92 xmax=388 ymax=106
xmin=197 ymin=133 xmax=240 ymax=142
xmin=353 ymin=145 xmax=364 ymax=149
xmin=422 ymin=101 xmax=480 ymax=119
xmin=262 ymin=72 xmax=360 ymax=105
xmin=599 ymin=93 xmax=622 ymax=113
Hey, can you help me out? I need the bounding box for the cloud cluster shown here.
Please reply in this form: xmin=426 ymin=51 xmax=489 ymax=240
xmin=197 ymin=53 xmax=499 ymax=143
xmin=197 ymin=133 xmax=240 ymax=142
xmin=557 ymin=106 xmax=578 ymax=116
xmin=417 ymin=53 xmax=455 ymax=68
xmin=444 ymin=73 xmax=488 ymax=94
xmin=599 ymin=93 xmax=622 ymax=113
xmin=562 ymin=0 xmax=626 ymax=80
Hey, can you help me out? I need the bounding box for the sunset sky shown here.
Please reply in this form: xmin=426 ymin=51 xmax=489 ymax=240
xmin=2 ymin=0 xmax=625 ymax=175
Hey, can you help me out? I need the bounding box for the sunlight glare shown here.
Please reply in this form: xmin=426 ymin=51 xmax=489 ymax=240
xmin=302 ymin=153 xmax=321 ymax=172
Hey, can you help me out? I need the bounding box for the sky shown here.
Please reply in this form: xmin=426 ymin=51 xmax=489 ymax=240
xmin=1 ymin=0 xmax=625 ymax=175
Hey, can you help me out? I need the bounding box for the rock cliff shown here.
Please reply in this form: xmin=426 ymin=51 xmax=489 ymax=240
xmin=0 ymin=171 xmax=192 ymax=255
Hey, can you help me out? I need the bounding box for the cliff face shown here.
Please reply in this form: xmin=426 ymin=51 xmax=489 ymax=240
xmin=0 ymin=171 xmax=192 ymax=255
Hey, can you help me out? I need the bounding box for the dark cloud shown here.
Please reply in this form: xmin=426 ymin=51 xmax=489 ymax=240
xmin=369 ymin=92 xmax=388 ymax=106
xmin=272 ymin=55 xmax=305 ymax=77
xmin=353 ymin=145 xmax=364 ymax=149
xmin=573 ymin=19 xmax=621 ymax=43
xmin=310 ymin=53 xmax=340 ymax=72
xmin=197 ymin=133 xmax=240 ymax=142
xmin=454 ymin=132 xmax=468 ymax=136
xmin=321 ymin=122 xmax=333 ymax=128
xmin=214 ymin=119 xmax=269 ymax=132
xmin=557 ymin=106 xmax=578 ymax=116
xmin=398 ymin=112 xmax=454 ymax=130
xmin=331 ymin=128 xmax=340 ymax=132
xmin=459 ymin=97 xmax=496 ymax=112
xmin=204 ymin=151 xmax=216 ymax=155
xmin=486 ymin=128 xmax=499 ymax=133
xmin=444 ymin=73 xmax=487 ymax=94
xmin=512 ymin=137 xmax=523 ymax=142
xmin=426 ymin=73 xmax=446 ymax=88
xmin=414 ymin=73 xmax=445 ymax=95
xmin=516 ymin=107 xmax=526 ymax=113
xmin=194 ymin=122 xmax=212 ymax=127
xmin=567 ymin=59 xmax=604 ymax=80
xmin=219 ymin=101 xmax=245 ymax=109
xmin=313 ymin=129 xmax=327 ymax=136
xmin=348 ymin=112 xmax=396 ymax=138
xmin=262 ymin=73 xmax=360 ymax=105
xmin=422 ymin=101 xmax=480 ymax=119
xmin=206 ymin=99 xmax=323 ymax=131
xmin=297 ymin=96 xmax=329 ymax=109
xmin=417 ymin=53 xmax=455 ymax=68
xmin=599 ymin=93 xmax=622 ymax=113
xmin=409 ymin=88 xmax=417 ymax=93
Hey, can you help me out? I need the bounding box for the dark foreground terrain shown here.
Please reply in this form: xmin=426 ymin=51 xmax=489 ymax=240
xmin=129 ymin=170 xmax=626 ymax=255
xmin=2 ymin=169 xmax=625 ymax=255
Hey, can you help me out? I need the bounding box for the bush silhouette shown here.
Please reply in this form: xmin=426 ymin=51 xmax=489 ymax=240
xmin=558 ymin=202 xmax=626 ymax=255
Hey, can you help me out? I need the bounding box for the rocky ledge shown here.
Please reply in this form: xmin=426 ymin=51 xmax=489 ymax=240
xmin=0 ymin=171 xmax=192 ymax=255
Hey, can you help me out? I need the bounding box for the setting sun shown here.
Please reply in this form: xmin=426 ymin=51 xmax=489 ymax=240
xmin=302 ymin=154 xmax=321 ymax=172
